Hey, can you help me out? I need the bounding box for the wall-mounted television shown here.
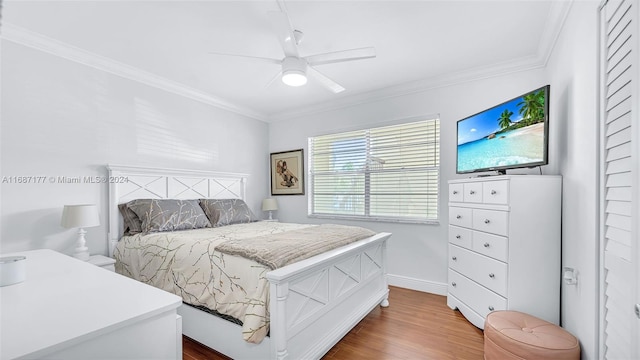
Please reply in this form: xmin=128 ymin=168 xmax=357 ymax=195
xmin=456 ymin=85 xmax=550 ymax=175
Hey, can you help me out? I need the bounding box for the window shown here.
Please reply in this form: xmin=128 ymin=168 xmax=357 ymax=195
xmin=308 ymin=118 xmax=440 ymax=223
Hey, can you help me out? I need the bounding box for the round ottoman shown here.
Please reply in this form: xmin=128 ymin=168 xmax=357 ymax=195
xmin=484 ymin=311 xmax=580 ymax=360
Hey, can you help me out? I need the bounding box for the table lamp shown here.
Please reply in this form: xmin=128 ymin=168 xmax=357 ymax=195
xmin=61 ymin=204 xmax=100 ymax=261
xmin=261 ymin=198 xmax=278 ymax=220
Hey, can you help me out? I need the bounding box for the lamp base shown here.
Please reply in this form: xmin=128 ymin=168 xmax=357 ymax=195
xmin=73 ymin=249 xmax=90 ymax=261
xmin=73 ymin=228 xmax=91 ymax=261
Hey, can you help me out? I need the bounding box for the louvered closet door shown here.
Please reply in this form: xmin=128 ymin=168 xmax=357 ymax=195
xmin=599 ymin=0 xmax=639 ymax=359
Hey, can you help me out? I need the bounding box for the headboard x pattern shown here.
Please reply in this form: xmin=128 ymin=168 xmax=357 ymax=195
xmin=106 ymin=165 xmax=248 ymax=256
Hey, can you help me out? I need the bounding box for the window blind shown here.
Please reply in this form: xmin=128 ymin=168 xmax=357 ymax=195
xmin=308 ymin=118 xmax=440 ymax=223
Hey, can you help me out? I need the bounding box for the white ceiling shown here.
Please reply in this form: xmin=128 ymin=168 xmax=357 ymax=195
xmin=3 ymin=1 xmax=570 ymax=121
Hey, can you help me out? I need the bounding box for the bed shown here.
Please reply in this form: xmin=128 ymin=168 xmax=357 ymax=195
xmin=107 ymin=165 xmax=391 ymax=360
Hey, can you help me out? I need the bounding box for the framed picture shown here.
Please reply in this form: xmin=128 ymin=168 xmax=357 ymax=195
xmin=270 ymin=149 xmax=305 ymax=195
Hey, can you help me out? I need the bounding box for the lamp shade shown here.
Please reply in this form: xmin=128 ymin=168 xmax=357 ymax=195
xmin=61 ymin=204 xmax=100 ymax=229
xmin=261 ymin=198 xmax=279 ymax=212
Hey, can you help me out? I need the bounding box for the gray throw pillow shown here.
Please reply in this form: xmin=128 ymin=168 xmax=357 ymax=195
xmin=118 ymin=202 xmax=143 ymax=235
xmin=199 ymin=199 xmax=258 ymax=227
xmin=127 ymin=199 xmax=211 ymax=233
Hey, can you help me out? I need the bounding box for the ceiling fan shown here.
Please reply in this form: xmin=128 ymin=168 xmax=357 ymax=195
xmin=210 ymin=1 xmax=376 ymax=93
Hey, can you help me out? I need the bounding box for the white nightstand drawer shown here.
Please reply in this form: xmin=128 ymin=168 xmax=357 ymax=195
xmin=482 ymin=180 xmax=509 ymax=204
xmin=449 ymin=244 xmax=508 ymax=296
xmin=449 ymin=183 xmax=464 ymax=202
xmin=463 ymin=182 xmax=483 ymax=203
xmin=88 ymin=255 xmax=116 ymax=272
xmin=472 ymin=209 xmax=508 ymax=236
xmin=449 ymin=226 xmax=473 ymax=250
xmin=472 ymin=231 xmax=508 ymax=262
xmin=449 ymin=207 xmax=473 ymax=228
xmin=448 ymin=269 xmax=507 ymax=319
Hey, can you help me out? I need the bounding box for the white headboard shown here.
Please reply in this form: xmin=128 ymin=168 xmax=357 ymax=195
xmin=107 ymin=165 xmax=249 ymax=256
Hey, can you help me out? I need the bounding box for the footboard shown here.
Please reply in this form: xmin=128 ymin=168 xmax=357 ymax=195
xmin=267 ymin=232 xmax=391 ymax=360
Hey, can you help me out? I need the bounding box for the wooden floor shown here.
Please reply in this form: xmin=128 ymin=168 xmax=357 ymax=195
xmin=183 ymin=286 xmax=484 ymax=360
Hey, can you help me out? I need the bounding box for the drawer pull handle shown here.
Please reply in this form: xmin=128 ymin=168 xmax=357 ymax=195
xmin=451 ymin=282 xmax=457 ymax=287
xmin=452 ymin=256 xmax=457 ymax=261
xmin=488 ymin=306 xmax=495 ymax=311
xmin=483 ymin=242 xmax=490 ymax=248
xmin=470 ymin=190 xmax=476 ymax=195
xmin=489 ymin=273 xmax=495 ymax=278
xmin=484 ymin=219 xmax=491 ymax=224
xmin=491 ymin=190 xmax=497 ymax=195
xmin=456 ymin=215 xmax=462 ymax=219
xmin=456 ymin=235 xmax=461 ymax=239
xmin=453 ymin=190 xmax=458 ymax=195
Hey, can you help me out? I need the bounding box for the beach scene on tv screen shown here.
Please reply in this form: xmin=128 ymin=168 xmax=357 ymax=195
xmin=457 ymin=88 xmax=546 ymax=173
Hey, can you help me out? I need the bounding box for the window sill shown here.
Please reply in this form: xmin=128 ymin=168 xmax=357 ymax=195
xmin=308 ymin=214 xmax=439 ymax=225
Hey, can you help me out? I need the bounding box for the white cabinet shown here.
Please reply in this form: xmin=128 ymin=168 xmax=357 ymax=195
xmin=447 ymin=175 xmax=561 ymax=329
xmin=0 ymin=249 xmax=182 ymax=359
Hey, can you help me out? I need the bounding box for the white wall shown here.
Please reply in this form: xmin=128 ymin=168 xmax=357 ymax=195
xmin=544 ymin=2 xmax=600 ymax=359
xmin=0 ymin=40 xmax=270 ymax=256
xmin=268 ymin=68 xmax=554 ymax=293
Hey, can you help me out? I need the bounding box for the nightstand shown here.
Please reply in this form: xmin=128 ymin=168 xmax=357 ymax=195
xmin=88 ymin=254 xmax=116 ymax=272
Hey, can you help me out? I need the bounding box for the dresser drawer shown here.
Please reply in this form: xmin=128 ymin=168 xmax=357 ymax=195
xmin=449 ymin=225 xmax=473 ymax=250
xmin=449 ymin=244 xmax=508 ymax=296
xmin=449 ymin=183 xmax=464 ymax=202
xmin=448 ymin=269 xmax=507 ymax=319
xmin=473 ymin=231 xmax=508 ymax=262
xmin=482 ymin=180 xmax=509 ymax=204
xmin=463 ymin=182 xmax=483 ymax=203
xmin=449 ymin=207 xmax=472 ymax=228
xmin=472 ymin=209 xmax=508 ymax=236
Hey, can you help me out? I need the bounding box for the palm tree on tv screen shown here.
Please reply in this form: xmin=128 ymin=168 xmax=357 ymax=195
xmin=498 ymin=109 xmax=514 ymax=130
xmin=517 ymin=90 xmax=546 ymax=125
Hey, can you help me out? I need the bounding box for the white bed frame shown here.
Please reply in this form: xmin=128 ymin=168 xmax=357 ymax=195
xmin=107 ymin=165 xmax=391 ymax=360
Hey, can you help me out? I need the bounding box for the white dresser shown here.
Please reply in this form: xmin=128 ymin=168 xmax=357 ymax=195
xmin=0 ymin=249 xmax=182 ymax=359
xmin=447 ymin=175 xmax=561 ymax=329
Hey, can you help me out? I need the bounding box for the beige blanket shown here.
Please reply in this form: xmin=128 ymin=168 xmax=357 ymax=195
xmin=215 ymin=224 xmax=376 ymax=269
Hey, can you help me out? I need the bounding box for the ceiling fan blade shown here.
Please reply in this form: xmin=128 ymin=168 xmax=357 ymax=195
xmin=307 ymin=66 xmax=345 ymax=93
xmin=275 ymin=0 xmax=288 ymax=13
xmin=268 ymin=10 xmax=299 ymax=58
xmin=306 ymin=47 xmax=376 ymax=66
xmin=208 ymin=52 xmax=281 ymax=65
xmin=265 ymin=70 xmax=283 ymax=88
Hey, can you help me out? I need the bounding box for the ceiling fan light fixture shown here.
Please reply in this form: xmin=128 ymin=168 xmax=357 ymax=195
xmin=281 ymin=56 xmax=307 ymax=87
xmin=282 ymin=70 xmax=307 ymax=86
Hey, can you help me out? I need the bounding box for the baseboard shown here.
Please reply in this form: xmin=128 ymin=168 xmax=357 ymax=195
xmin=387 ymin=274 xmax=448 ymax=296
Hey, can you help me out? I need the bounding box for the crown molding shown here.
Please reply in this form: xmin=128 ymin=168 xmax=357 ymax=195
xmin=268 ymin=0 xmax=573 ymax=123
xmin=268 ymin=53 xmax=546 ymax=122
xmin=2 ymin=0 xmax=573 ymax=125
xmin=1 ymin=22 xmax=269 ymax=122
xmin=537 ymin=0 xmax=574 ymax=66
